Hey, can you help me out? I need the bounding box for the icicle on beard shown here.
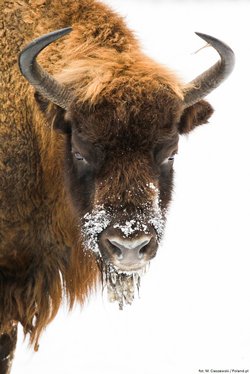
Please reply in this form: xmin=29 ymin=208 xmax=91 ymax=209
xmin=81 ymin=191 xmax=166 ymax=309
xmin=99 ymin=259 xmax=150 ymax=310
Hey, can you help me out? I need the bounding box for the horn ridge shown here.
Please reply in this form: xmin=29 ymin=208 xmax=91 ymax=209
xmin=183 ymin=32 xmax=235 ymax=108
xmin=19 ymin=27 xmax=73 ymax=110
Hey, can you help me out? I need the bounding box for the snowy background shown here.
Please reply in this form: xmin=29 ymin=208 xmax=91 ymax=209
xmin=12 ymin=1 xmax=250 ymax=373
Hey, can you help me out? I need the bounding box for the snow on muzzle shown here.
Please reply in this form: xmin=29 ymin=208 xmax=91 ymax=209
xmin=80 ymin=201 xmax=166 ymax=309
xmin=81 ymin=204 xmax=166 ymax=268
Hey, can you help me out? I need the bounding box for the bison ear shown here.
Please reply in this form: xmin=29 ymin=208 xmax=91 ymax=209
xmin=178 ymin=100 xmax=214 ymax=135
xmin=34 ymin=92 xmax=72 ymax=134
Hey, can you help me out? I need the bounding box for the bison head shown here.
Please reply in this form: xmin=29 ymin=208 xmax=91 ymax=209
xmin=19 ymin=28 xmax=234 ymax=307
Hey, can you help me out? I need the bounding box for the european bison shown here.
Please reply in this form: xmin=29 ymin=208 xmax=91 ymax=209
xmin=0 ymin=0 xmax=234 ymax=372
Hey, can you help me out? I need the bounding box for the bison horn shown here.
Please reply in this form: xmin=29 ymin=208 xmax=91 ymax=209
xmin=19 ymin=27 xmax=73 ymax=110
xmin=183 ymin=32 xmax=235 ymax=108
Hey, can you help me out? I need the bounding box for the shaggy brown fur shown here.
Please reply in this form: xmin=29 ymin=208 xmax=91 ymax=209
xmin=0 ymin=0 xmax=213 ymax=365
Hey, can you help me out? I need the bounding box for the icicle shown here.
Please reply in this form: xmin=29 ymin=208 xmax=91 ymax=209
xmin=101 ymin=263 xmax=150 ymax=309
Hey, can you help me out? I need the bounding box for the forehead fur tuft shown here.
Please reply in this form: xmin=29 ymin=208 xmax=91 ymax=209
xmin=56 ymin=45 xmax=184 ymax=106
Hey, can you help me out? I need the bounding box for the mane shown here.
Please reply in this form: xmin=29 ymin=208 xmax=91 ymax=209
xmin=0 ymin=239 xmax=99 ymax=350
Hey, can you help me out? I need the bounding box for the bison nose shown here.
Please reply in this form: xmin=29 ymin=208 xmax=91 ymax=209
xmin=99 ymin=230 xmax=158 ymax=271
xmin=108 ymin=237 xmax=151 ymax=261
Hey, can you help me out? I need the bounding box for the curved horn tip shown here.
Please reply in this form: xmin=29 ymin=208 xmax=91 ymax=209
xmin=194 ymin=32 xmax=235 ymax=54
xmin=19 ymin=27 xmax=73 ymax=58
xmin=183 ymin=32 xmax=235 ymax=108
xmin=195 ymin=31 xmax=220 ymax=43
xmin=194 ymin=32 xmax=235 ymax=74
xmin=18 ymin=27 xmax=73 ymax=77
xmin=46 ymin=27 xmax=73 ymax=44
xmin=44 ymin=26 xmax=73 ymax=41
xmin=18 ymin=27 xmax=73 ymax=109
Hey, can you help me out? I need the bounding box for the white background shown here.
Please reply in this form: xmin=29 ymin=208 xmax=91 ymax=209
xmin=12 ymin=1 xmax=250 ymax=373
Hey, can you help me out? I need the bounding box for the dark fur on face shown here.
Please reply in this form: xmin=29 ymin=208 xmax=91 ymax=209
xmin=39 ymin=79 xmax=212 ymax=266
xmin=48 ymin=85 xmax=180 ymax=212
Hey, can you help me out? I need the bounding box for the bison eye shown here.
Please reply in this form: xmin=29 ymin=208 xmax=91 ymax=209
xmin=74 ymin=152 xmax=89 ymax=164
xmin=161 ymin=156 xmax=175 ymax=166
xmin=74 ymin=152 xmax=83 ymax=160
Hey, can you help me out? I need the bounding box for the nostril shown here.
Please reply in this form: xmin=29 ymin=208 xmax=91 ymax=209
xmin=139 ymin=244 xmax=148 ymax=256
xmin=107 ymin=239 xmax=123 ymax=260
xmin=106 ymin=236 xmax=155 ymax=263
xmin=138 ymin=239 xmax=151 ymax=258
